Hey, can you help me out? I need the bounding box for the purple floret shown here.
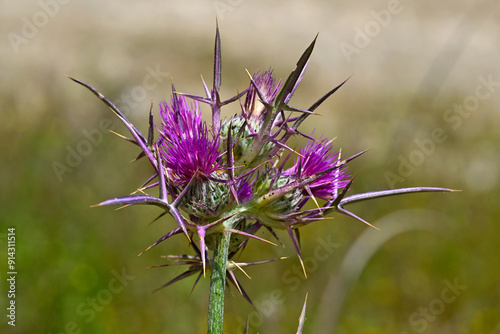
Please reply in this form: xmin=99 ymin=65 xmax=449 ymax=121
xmin=158 ymin=95 xmax=221 ymax=186
xmin=244 ymin=70 xmax=283 ymax=122
xmin=286 ymin=137 xmax=350 ymax=200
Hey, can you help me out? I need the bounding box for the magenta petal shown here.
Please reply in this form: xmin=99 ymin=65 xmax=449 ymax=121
xmin=157 ymin=95 xmax=221 ymax=186
xmin=286 ymin=137 xmax=350 ymax=200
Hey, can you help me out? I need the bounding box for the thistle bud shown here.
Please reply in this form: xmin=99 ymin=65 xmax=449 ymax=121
xmin=251 ymin=171 xmax=303 ymax=226
xmin=180 ymin=173 xmax=231 ymax=219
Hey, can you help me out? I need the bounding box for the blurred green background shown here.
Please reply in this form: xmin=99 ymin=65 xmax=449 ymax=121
xmin=1 ymin=1 xmax=499 ymax=333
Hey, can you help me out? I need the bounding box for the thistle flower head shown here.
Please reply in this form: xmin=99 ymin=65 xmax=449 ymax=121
xmin=285 ymin=137 xmax=351 ymax=200
xmin=220 ymin=70 xmax=282 ymax=164
xmin=244 ymin=70 xmax=282 ymax=122
xmin=157 ymin=95 xmax=221 ymax=187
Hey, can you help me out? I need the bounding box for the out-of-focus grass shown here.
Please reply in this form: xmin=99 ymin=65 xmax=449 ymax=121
xmin=1 ymin=1 xmax=499 ymax=333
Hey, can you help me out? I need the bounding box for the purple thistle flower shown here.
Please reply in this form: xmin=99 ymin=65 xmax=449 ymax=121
xmin=220 ymin=70 xmax=284 ymax=167
xmin=244 ymin=69 xmax=283 ymax=122
xmin=286 ymin=137 xmax=350 ymax=200
xmin=158 ymin=95 xmax=221 ymax=187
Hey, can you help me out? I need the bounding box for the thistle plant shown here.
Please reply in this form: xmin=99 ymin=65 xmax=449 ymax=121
xmin=71 ymin=25 xmax=453 ymax=333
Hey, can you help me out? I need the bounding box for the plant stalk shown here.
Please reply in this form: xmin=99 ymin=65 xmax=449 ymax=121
xmin=207 ymin=230 xmax=231 ymax=333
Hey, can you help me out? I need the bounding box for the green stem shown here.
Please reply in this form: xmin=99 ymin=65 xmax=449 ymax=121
xmin=207 ymin=230 xmax=231 ymax=334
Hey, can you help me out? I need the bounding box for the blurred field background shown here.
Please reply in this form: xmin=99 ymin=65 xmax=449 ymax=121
xmin=1 ymin=0 xmax=499 ymax=333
